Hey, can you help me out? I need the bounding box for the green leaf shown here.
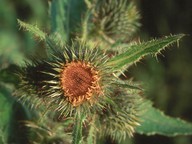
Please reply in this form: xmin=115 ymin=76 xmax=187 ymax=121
xmin=106 ymin=34 xmax=184 ymax=71
xmin=0 ymin=32 xmax=24 ymax=65
xmin=49 ymin=0 xmax=69 ymax=42
xmin=68 ymin=0 xmax=86 ymax=33
xmin=0 ymin=86 xmax=29 ymax=143
xmin=17 ymin=19 xmax=60 ymax=53
xmin=136 ymin=101 xmax=192 ymax=136
xmin=0 ymin=88 xmax=14 ymax=144
xmin=49 ymin=0 xmax=86 ymax=42
xmin=72 ymin=111 xmax=85 ymax=144
xmin=114 ymin=79 xmax=142 ymax=90
xmin=0 ymin=65 xmax=19 ymax=85
xmin=17 ymin=19 xmax=46 ymax=41
xmin=121 ymin=137 xmax=134 ymax=144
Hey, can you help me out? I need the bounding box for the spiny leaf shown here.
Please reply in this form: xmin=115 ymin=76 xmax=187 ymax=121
xmin=72 ymin=111 xmax=85 ymax=144
xmin=17 ymin=19 xmax=46 ymax=41
xmin=0 ymin=87 xmax=28 ymax=144
xmin=68 ymin=0 xmax=86 ymax=34
xmin=106 ymin=34 xmax=184 ymax=71
xmin=17 ymin=19 xmax=64 ymax=53
xmin=136 ymin=100 xmax=192 ymax=136
xmin=49 ymin=0 xmax=69 ymax=42
xmin=50 ymin=0 xmax=86 ymax=42
xmin=114 ymin=79 xmax=142 ymax=90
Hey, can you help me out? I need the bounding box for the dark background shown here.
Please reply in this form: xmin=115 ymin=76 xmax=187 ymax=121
xmin=0 ymin=0 xmax=192 ymax=144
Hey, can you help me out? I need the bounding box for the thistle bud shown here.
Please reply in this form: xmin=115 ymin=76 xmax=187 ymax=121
xmin=93 ymin=0 xmax=140 ymax=41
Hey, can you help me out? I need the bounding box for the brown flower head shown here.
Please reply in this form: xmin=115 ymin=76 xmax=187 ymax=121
xmin=61 ymin=61 xmax=100 ymax=106
xmin=16 ymin=41 xmax=111 ymax=116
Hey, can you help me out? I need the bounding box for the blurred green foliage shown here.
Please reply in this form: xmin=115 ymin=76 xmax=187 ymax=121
xmin=0 ymin=0 xmax=48 ymax=143
xmin=0 ymin=0 xmax=48 ymax=67
xmin=0 ymin=0 xmax=192 ymax=144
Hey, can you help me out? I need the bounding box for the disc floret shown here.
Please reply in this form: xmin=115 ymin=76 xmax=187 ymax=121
xmin=61 ymin=61 xmax=101 ymax=106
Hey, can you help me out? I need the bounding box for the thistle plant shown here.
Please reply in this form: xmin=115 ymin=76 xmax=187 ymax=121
xmin=1 ymin=0 xmax=192 ymax=144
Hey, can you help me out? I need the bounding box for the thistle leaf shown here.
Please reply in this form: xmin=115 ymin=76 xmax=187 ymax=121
xmin=17 ymin=19 xmax=46 ymax=41
xmin=0 ymin=87 xmax=28 ymax=144
xmin=0 ymin=65 xmax=19 ymax=85
xmin=0 ymin=32 xmax=24 ymax=65
xmin=17 ymin=19 xmax=63 ymax=52
xmin=50 ymin=0 xmax=86 ymax=41
xmin=136 ymin=100 xmax=192 ymax=136
xmin=107 ymin=34 xmax=184 ymax=71
xmin=68 ymin=0 xmax=86 ymax=34
xmin=72 ymin=112 xmax=85 ymax=144
xmin=0 ymin=89 xmax=13 ymax=144
xmin=49 ymin=0 xmax=69 ymax=42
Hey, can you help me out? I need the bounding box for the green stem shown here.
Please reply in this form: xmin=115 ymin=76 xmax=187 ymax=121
xmin=81 ymin=10 xmax=91 ymax=42
xmin=72 ymin=110 xmax=85 ymax=144
xmin=87 ymin=114 xmax=97 ymax=144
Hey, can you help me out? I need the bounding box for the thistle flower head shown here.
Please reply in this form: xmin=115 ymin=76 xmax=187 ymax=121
xmin=93 ymin=0 xmax=140 ymax=41
xmin=60 ymin=61 xmax=100 ymax=106
xmin=16 ymin=40 xmax=112 ymax=116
